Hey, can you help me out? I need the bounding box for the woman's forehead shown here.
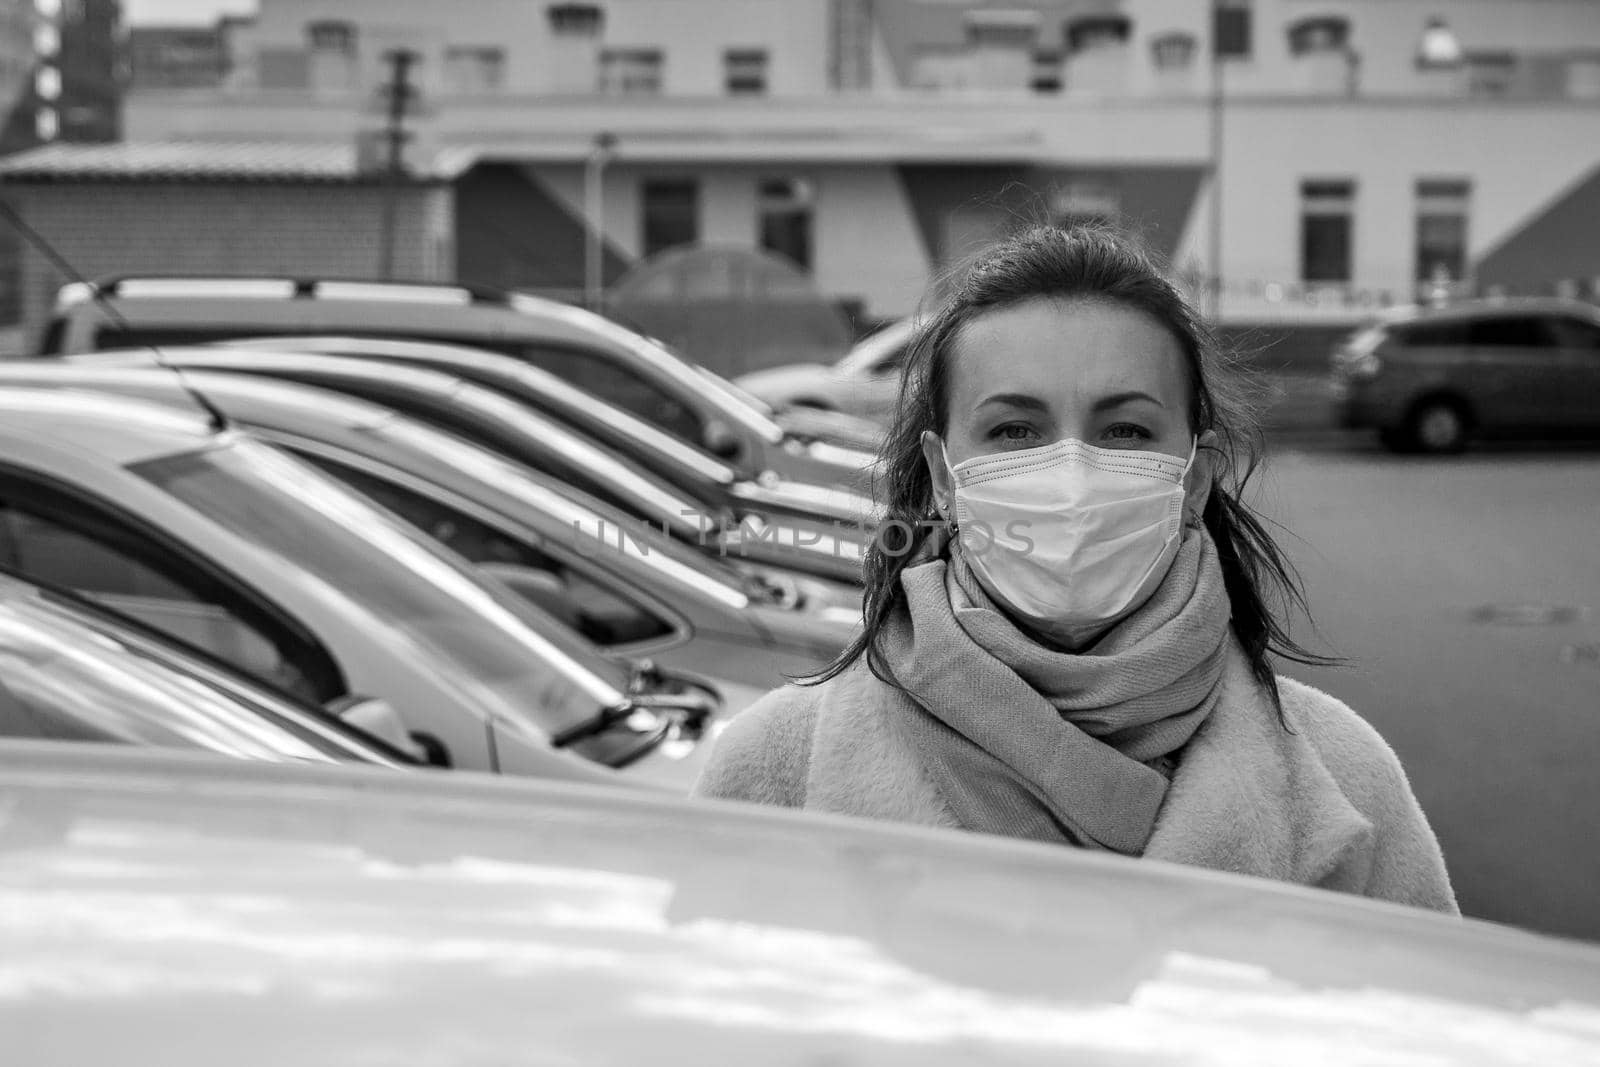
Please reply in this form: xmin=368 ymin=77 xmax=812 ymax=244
xmin=947 ymin=298 xmax=1189 ymax=410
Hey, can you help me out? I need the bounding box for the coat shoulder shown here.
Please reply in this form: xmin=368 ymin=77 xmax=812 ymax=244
xmin=690 ymin=681 xmax=823 ymax=808
xmin=1275 ymin=674 xmax=1460 ymax=914
xmin=1276 ymin=675 xmax=1407 ymax=794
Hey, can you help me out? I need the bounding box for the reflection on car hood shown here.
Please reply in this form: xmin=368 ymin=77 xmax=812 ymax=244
xmin=732 ymin=362 xmax=834 ymax=395
xmin=5 ymin=744 xmax=1600 ymax=1067
xmin=729 ymin=478 xmax=877 ymax=525
xmin=774 ymin=405 xmax=886 ymax=452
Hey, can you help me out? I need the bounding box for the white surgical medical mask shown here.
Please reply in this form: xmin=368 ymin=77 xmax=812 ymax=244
xmin=944 ymin=436 xmax=1197 ymax=648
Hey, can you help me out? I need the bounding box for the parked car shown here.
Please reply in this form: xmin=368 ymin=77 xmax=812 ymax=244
xmin=1331 ymin=297 xmax=1600 ymax=453
xmin=735 ymin=316 xmax=916 ymax=425
xmin=0 ymin=570 xmax=412 ymax=766
xmin=0 ymin=362 xmax=858 ymax=690
xmin=38 ymin=275 xmax=880 ymax=481
xmin=215 ymin=334 xmax=879 ymax=510
xmin=68 ymin=348 xmax=870 ymax=585
xmin=0 ymin=388 xmax=714 ymax=787
xmin=8 ymin=741 xmax=1600 ymax=1066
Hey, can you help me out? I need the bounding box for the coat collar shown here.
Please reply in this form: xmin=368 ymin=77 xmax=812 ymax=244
xmin=802 ymin=644 xmax=1375 ymax=888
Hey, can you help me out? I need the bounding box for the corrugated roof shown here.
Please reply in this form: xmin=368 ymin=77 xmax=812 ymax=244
xmin=0 ymin=141 xmax=446 ymax=184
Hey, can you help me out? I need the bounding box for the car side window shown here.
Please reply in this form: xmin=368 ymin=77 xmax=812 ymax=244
xmin=1467 ymin=316 xmax=1557 ymax=349
xmin=92 ymin=326 xmax=263 ymax=349
xmin=1544 ymin=316 xmax=1600 ymax=351
xmin=296 ymin=453 xmax=674 ymax=648
xmin=0 ymin=675 xmax=120 ymax=743
xmin=515 ymin=343 xmax=704 ymax=443
xmin=0 ymin=473 xmax=345 ymax=704
xmin=1392 ymin=321 xmax=1473 ymax=348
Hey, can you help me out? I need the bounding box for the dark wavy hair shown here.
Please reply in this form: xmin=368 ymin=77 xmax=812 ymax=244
xmin=807 ymin=224 xmax=1337 ymax=718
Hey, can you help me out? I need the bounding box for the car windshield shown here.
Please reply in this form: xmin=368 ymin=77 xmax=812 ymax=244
xmin=0 ymin=587 xmax=356 ymax=762
xmin=131 ymin=439 xmax=630 ymax=733
xmin=515 ymin=296 xmax=787 ymax=445
xmin=377 ymin=420 xmax=753 ymax=611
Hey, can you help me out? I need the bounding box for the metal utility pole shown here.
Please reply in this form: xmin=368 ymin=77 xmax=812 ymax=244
xmin=377 ymin=48 xmax=420 ymax=281
xmin=1207 ymin=6 xmax=1225 ymax=322
xmin=584 ymin=131 xmax=617 ymax=312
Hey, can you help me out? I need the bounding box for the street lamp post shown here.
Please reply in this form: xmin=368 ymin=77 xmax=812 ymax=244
xmin=1206 ymin=14 xmax=1224 ymax=322
xmin=584 ymin=131 xmax=617 ymax=312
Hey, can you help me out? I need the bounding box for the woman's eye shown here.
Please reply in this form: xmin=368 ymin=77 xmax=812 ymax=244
xmin=992 ymin=423 xmax=1038 ymax=443
xmin=1103 ymin=423 xmax=1152 ymax=442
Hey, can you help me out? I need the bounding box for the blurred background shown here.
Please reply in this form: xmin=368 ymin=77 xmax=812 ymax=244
xmin=0 ymin=0 xmax=1594 ymax=943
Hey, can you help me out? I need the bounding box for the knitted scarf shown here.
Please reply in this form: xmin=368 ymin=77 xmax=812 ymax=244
xmin=879 ymin=526 xmax=1231 ymax=855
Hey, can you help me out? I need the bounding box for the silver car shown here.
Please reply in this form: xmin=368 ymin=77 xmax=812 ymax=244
xmin=40 ymin=275 xmax=875 ymax=483
xmin=736 ymin=316 xmax=915 ymax=426
xmin=8 ymin=743 xmax=1600 ymax=1066
xmin=69 ymin=347 xmax=871 ymax=585
xmin=217 ymin=334 xmax=880 ymax=508
xmin=0 ymin=362 xmax=858 ymax=691
xmin=0 ymin=388 xmax=711 ymax=788
xmin=0 ymin=571 xmax=409 ymax=766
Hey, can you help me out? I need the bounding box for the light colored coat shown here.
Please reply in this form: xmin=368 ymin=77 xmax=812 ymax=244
xmin=694 ymin=646 xmax=1459 ymax=914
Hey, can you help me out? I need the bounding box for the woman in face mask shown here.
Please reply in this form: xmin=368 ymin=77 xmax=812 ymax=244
xmin=694 ymin=226 xmax=1456 ymax=914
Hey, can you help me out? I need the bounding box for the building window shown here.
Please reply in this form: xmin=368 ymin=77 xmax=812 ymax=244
xmin=600 ymin=49 xmax=663 ymax=95
xmin=306 ymin=20 xmax=356 ymax=55
xmin=1300 ymin=180 xmax=1355 ymax=284
xmin=1465 ymin=52 xmax=1515 ymax=97
xmin=1415 ymin=179 xmax=1470 ymax=286
xmin=641 ymin=180 xmax=699 ymax=258
xmin=445 ymin=47 xmax=505 ymax=93
xmin=546 ymin=3 xmax=603 ymax=36
xmin=758 ymin=178 xmax=814 ymax=272
xmin=1287 ymin=16 xmax=1350 ymax=56
xmin=724 ymin=49 xmax=768 ymax=95
xmin=1213 ymin=0 xmax=1252 ymax=59
xmin=1150 ymin=32 xmax=1195 ymax=71
xmin=34 ymin=65 xmax=60 ymax=100
xmin=1065 ymin=15 xmax=1131 ymax=54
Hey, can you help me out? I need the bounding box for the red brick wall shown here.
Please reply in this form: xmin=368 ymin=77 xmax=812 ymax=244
xmin=7 ymin=181 xmax=454 ymax=343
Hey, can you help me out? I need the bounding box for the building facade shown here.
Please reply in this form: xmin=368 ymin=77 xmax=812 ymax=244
xmin=28 ymin=0 xmax=1600 ymax=329
xmin=127 ymin=24 xmax=227 ymax=90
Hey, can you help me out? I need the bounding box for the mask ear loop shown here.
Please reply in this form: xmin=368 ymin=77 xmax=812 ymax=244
xmin=936 ymin=439 xmax=959 ymax=535
xmin=1182 ymin=435 xmax=1205 ymax=529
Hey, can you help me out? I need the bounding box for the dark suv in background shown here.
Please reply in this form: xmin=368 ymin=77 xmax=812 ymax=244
xmin=1332 ymin=298 xmax=1600 ymax=453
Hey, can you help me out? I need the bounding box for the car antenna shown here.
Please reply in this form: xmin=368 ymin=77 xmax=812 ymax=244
xmin=0 ymin=196 xmax=231 ymax=433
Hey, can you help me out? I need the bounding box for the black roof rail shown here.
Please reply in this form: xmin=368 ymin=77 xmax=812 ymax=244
xmin=80 ymin=273 xmax=514 ymax=307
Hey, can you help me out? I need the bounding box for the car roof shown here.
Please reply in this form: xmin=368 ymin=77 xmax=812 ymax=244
xmin=0 ymin=386 xmax=221 ymax=465
xmin=0 ymin=363 xmax=755 ymax=609
xmin=5 ymin=741 xmax=1599 ymax=1066
xmin=217 ymin=335 xmax=743 ymax=485
xmin=66 ymin=347 xmax=711 ymax=527
xmin=0 ymin=362 xmax=401 ymax=437
xmin=56 ymin=274 xmax=654 ymax=355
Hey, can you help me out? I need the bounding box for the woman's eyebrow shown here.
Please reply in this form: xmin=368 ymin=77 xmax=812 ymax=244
xmin=974 ymin=392 xmax=1050 ymax=414
xmin=1091 ymin=390 xmax=1166 ymax=412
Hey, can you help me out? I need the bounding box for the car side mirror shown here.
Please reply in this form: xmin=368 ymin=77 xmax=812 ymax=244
xmin=703 ymin=420 xmax=742 ymax=460
xmin=328 ymin=695 xmax=445 ymax=766
xmin=479 ymin=562 xmax=582 ymax=628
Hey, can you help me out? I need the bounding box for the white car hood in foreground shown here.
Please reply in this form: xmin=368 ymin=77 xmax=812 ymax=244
xmin=4 ymin=744 xmax=1600 ymax=1067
